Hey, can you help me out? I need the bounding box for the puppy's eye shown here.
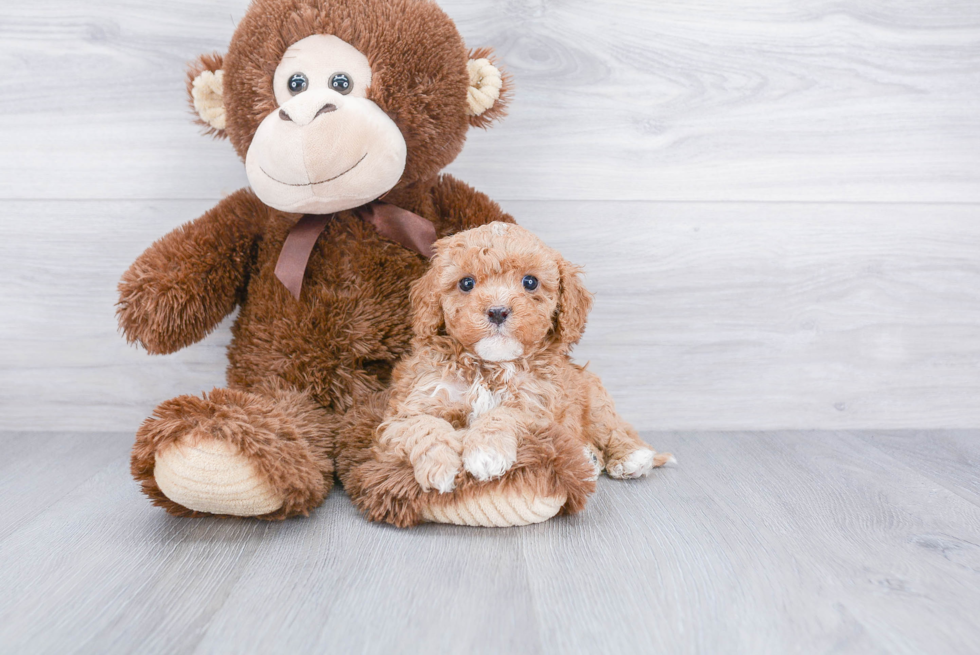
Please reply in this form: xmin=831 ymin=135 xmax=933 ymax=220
xmin=288 ymin=73 xmax=308 ymax=95
xmin=330 ymin=73 xmax=353 ymax=95
xmin=458 ymin=277 xmax=475 ymax=292
xmin=522 ymin=275 xmax=539 ymax=291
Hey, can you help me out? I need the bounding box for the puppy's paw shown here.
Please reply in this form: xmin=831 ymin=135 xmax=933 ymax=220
xmin=462 ymin=426 xmax=518 ymax=481
xmin=607 ymin=448 xmax=675 ymax=479
xmin=463 ymin=445 xmax=516 ymax=481
xmin=414 ymin=445 xmax=462 ymax=494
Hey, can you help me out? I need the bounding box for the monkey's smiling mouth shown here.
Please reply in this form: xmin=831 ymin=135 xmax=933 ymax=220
xmin=260 ymin=152 xmax=368 ymax=187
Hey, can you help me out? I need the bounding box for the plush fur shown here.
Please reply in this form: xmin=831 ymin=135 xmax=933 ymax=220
xmin=220 ymin=0 xmax=497 ymax=185
xmin=120 ymin=0 xmax=524 ymax=519
xmin=131 ymin=381 xmax=336 ymax=519
xmin=342 ymin=223 xmax=672 ymax=527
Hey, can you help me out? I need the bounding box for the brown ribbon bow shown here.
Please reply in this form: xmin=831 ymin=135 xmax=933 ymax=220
xmin=274 ymin=200 xmax=437 ymax=300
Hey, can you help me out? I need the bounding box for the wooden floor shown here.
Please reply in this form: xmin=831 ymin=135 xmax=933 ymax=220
xmin=2 ymin=430 xmax=979 ymax=654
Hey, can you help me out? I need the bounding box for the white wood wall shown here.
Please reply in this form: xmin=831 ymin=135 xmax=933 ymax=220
xmin=2 ymin=0 xmax=978 ymax=431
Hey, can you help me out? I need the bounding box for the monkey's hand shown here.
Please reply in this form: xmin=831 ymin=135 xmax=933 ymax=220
xmin=117 ymin=189 xmax=263 ymax=354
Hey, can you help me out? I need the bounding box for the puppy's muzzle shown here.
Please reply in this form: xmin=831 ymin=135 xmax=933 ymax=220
xmin=487 ymin=306 xmax=511 ymax=326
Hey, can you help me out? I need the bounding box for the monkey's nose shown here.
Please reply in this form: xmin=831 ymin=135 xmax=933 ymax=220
xmin=279 ymin=103 xmax=335 ymax=123
xmin=314 ymin=102 xmax=337 ymax=118
xmin=487 ymin=306 xmax=511 ymax=325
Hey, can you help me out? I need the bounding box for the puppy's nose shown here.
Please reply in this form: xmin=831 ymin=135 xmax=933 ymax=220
xmin=487 ymin=306 xmax=511 ymax=325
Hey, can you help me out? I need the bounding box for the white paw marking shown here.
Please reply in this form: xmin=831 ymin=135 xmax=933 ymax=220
xmin=432 ymin=469 xmax=457 ymax=494
xmin=463 ymin=447 xmax=514 ymax=481
xmin=583 ymin=446 xmax=601 ymax=481
xmin=415 ymin=458 xmax=460 ymax=494
xmin=609 ymin=448 xmax=656 ymax=479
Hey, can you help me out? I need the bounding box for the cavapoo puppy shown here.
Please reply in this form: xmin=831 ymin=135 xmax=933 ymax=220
xmin=374 ymin=222 xmax=673 ymax=496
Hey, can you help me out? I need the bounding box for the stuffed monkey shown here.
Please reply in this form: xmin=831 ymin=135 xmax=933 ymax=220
xmin=120 ymin=0 xmax=593 ymax=525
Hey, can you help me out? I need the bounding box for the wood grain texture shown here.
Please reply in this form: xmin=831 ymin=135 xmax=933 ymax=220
xmin=2 ymin=430 xmax=980 ymax=654
xmin=0 ymin=0 xmax=977 ymax=202
xmin=0 ymin=431 xmax=132 ymax=541
xmin=520 ymin=201 xmax=980 ymax=430
xmin=2 ymin=200 xmax=977 ymax=432
xmin=3 ymin=3 xmax=979 ymax=651
xmin=522 ymin=430 xmax=980 ymax=654
xmin=0 ymin=456 xmax=269 ymax=655
xmin=856 ymin=430 xmax=980 ymax=508
xmin=1 ymin=1 xmax=978 ymax=429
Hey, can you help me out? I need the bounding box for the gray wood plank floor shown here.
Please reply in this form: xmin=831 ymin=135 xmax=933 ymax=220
xmin=2 ymin=430 xmax=980 ymax=655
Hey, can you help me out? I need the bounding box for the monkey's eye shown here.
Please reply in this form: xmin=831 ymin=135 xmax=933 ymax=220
xmin=458 ymin=277 xmax=475 ymax=292
xmin=522 ymin=275 xmax=539 ymax=291
xmin=288 ymin=73 xmax=308 ymax=95
xmin=330 ymin=73 xmax=353 ymax=95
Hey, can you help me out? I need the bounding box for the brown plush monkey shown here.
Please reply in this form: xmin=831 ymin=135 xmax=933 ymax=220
xmin=119 ymin=0 xmax=594 ymax=525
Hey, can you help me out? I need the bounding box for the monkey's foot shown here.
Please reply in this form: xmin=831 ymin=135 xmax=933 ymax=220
xmin=131 ymin=388 xmax=334 ymax=519
xmin=154 ymin=434 xmax=285 ymax=517
xmin=420 ymin=488 xmax=566 ymax=527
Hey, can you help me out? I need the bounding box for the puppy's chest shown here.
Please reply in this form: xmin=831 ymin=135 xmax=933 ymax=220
xmin=435 ymin=378 xmax=504 ymax=423
xmin=435 ymin=370 xmax=550 ymax=425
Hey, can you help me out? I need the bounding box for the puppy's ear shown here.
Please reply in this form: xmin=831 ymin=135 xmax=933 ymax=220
xmin=552 ymin=258 xmax=594 ymax=351
xmin=410 ymin=261 xmax=445 ymax=338
xmin=187 ymin=53 xmax=228 ymax=138
xmin=465 ymin=47 xmax=511 ymax=129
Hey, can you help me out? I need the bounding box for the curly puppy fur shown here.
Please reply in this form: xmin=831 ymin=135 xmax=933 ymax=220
xmin=343 ymin=223 xmax=671 ymax=527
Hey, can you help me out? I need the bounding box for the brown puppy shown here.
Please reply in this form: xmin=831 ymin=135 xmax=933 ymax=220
xmin=377 ymin=222 xmax=673 ymax=500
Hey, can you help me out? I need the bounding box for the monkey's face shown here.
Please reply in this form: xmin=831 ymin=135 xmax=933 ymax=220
xmin=244 ymin=35 xmax=407 ymax=214
xmin=188 ymin=0 xmax=512 ymax=216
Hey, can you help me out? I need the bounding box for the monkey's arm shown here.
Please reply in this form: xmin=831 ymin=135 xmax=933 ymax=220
xmin=117 ymin=189 xmax=265 ymax=354
xmin=431 ymin=174 xmax=515 ymax=233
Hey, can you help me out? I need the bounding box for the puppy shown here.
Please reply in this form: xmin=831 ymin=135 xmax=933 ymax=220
xmin=376 ymin=222 xmax=672 ymax=494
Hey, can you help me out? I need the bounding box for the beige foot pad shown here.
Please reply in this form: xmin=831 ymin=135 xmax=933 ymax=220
xmin=154 ymin=435 xmax=284 ymax=517
xmin=420 ymin=489 xmax=567 ymax=527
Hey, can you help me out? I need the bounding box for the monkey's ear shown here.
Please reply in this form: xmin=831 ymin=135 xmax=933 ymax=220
xmin=186 ymin=53 xmax=228 ymax=138
xmin=465 ymin=48 xmax=512 ymax=129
